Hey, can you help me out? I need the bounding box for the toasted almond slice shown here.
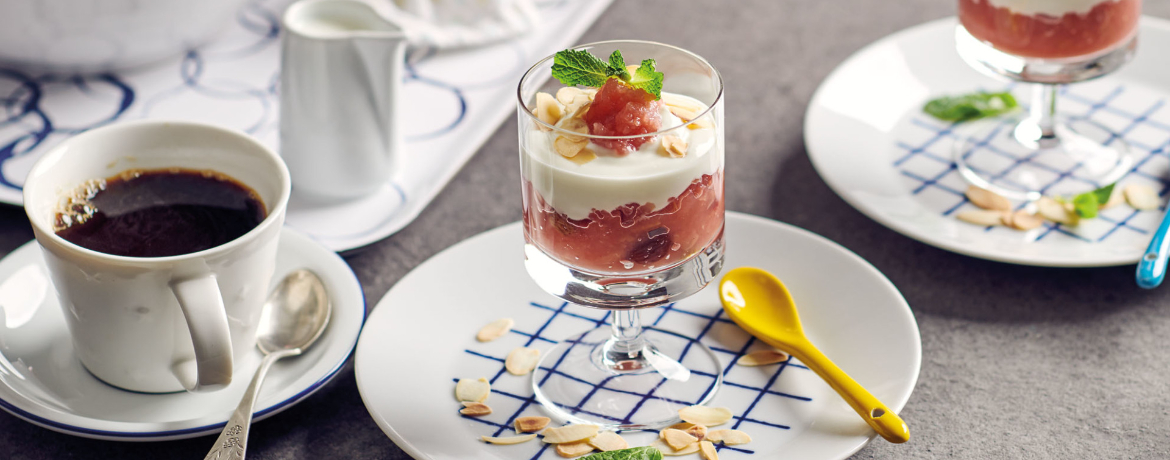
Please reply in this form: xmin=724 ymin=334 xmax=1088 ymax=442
xmin=556 ymin=87 xmax=584 ymax=105
xmin=1006 ymin=210 xmax=1043 ymax=230
xmin=587 ymin=431 xmax=629 ymax=451
xmin=699 ymin=440 xmax=719 ymax=460
xmin=514 ymin=416 xmax=551 ymax=433
xmin=566 ymin=148 xmax=597 ymax=165
xmin=1103 ymin=185 xmax=1125 ymax=209
xmin=679 ymin=406 xmax=733 ymax=427
xmin=556 ymin=441 xmax=595 ymax=458
xmin=541 ymin=424 xmax=600 ymax=444
xmin=556 ymin=113 xmax=590 ymax=142
xmin=459 ymin=401 xmax=491 ymax=416
xmin=534 ymin=92 xmax=563 ymax=126
xmin=737 ymin=349 xmax=789 ymax=366
xmin=476 ymin=318 xmax=514 ymax=342
xmin=705 ymin=429 xmax=751 ymax=445
xmin=660 ymin=135 xmax=687 ymax=158
xmin=653 ymin=439 xmax=700 ymax=456
xmin=663 ymin=93 xmax=702 ymax=112
xmin=965 ymin=185 xmax=1011 ymax=211
xmin=956 ymin=209 xmax=1006 ymax=227
xmin=1037 ymin=197 xmax=1077 ymax=225
xmin=563 ymin=96 xmax=592 ymax=121
xmin=667 ymin=422 xmax=708 ymax=440
xmin=1125 ymin=184 xmax=1160 ymax=210
xmin=455 ymin=378 xmax=490 ymax=402
xmin=482 ymin=433 xmax=538 ymax=445
xmin=662 ymin=429 xmax=698 ymax=450
xmin=669 ymin=105 xmax=699 ymax=122
xmin=505 ymin=347 xmax=540 ymax=376
xmin=555 ymin=136 xmax=588 ymax=158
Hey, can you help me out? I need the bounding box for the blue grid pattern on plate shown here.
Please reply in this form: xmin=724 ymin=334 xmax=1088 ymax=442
xmin=454 ymin=301 xmax=815 ymax=459
xmin=894 ymin=84 xmax=1170 ymax=243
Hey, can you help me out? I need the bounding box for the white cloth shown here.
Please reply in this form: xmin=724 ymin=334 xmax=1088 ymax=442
xmin=379 ymin=0 xmax=540 ymax=49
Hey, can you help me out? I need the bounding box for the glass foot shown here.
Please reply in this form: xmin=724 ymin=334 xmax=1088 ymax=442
xmin=531 ymin=324 xmax=723 ymax=430
xmin=953 ymin=114 xmax=1133 ymax=201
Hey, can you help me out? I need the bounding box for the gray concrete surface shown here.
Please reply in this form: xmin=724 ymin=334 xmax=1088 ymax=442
xmin=2 ymin=0 xmax=1170 ymax=458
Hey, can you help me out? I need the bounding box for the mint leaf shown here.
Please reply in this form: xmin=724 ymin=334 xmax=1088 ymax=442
xmin=608 ymin=50 xmax=630 ymax=80
xmin=1091 ymin=183 xmax=1115 ymax=204
xmin=552 ymin=49 xmax=612 ymax=88
xmin=628 ymin=59 xmax=663 ymax=100
xmin=580 ymin=446 xmax=663 ymax=460
xmin=923 ymin=92 xmax=1018 ymax=122
xmin=1073 ymin=192 xmax=1099 ymax=219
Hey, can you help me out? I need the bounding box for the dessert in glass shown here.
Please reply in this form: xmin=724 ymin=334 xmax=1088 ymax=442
xmin=953 ymin=0 xmax=1142 ymax=200
xmin=517 ymin=40 xmax=724 ymax=429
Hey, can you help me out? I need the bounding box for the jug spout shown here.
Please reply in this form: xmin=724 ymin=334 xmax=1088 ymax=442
xmin=280 ymin=0 xmax=408 ymax=201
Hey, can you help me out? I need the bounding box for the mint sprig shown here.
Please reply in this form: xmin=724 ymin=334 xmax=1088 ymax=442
xmin=923 ymin=91 xmax=1018 ymax=122
xmin=551 ymin=49 xmax=664 ymax=99
xmin=1070 ymin=182 xmax=1116 ymax=219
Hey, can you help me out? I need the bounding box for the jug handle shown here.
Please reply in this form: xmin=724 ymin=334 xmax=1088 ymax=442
xmin=170 ymin=274 xmax=234 ymax=392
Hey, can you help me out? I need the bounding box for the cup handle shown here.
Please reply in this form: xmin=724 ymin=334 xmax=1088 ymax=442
xmin=170 ymin=274 xmax=234 ymax=392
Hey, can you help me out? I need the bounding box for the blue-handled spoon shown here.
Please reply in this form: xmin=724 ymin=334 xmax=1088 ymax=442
xmin=1136 ymin=210 xmax=1170 ymax=289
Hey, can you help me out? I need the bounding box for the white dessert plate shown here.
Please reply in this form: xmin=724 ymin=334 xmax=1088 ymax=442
xmin=0 ymin=228 xmax=364 ymax=441
xmin=355 ymin=212 xmax=921 ymax=460
xmin=0 ymin=0 xmax=614 ymax=253
xmin=806 ymin=17 xmax=1170 ymax=267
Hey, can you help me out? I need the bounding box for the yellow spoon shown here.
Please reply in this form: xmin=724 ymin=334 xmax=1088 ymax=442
xmin=719 ymin=266 xmax=910 ymax=444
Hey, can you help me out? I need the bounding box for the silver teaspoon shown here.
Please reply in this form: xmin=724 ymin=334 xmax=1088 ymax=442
xmin=204 ymin=269 xmax=331 ymax=460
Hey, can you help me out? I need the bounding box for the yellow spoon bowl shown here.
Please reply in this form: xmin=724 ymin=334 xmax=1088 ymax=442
xmin=719 ymin=266 xmax=910 ymax=444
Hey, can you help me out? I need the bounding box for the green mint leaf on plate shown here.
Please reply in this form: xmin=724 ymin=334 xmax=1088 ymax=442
xmin=580 ymin=446 xmax=663 ymax=460
xmin=1070 ymin=182 xmax=1116 ymax=218
xmin=1072 ymin=191 xmax=1100 ymax=219
xmin=627 ymin=59 xmax=664 ymax=100
xmin=552 ymin=49 xmax=613 ymax=88
xmin=923 ymin=91 xmax=1019 ymax=122
xmin=608 ymin=50 xmax=630 ymax=80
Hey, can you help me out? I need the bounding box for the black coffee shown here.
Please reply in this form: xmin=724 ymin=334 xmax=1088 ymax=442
xmin=54 ymin=169 xmax=267 ymax=258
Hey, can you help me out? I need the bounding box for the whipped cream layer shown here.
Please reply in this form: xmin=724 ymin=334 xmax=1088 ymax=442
xmin=523 ymin=95 xmax=722 ymax=221
xmin=985 ymin=0 xmax=1118 ymax=16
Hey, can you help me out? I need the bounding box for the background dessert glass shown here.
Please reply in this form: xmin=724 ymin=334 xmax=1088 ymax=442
xmin=516 ymin=40 xmax=725 ymax=429
xmin=953 ymin=0 xmax=1143 ymax=199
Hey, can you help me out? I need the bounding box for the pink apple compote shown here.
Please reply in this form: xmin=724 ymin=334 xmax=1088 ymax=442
xmin=959 ymin=0 xmax=1141 ymax=59
xmin=521 ymin=81 xmax=723 ymax=275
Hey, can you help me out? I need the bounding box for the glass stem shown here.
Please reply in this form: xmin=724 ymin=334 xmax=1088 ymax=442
xmin=1028 ymin=83 xmax=1059 ymax=147
xmin=606 ymin=310 xmax=646 ymax=364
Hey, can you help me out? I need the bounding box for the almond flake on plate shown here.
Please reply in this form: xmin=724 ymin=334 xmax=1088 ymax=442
xmin=1037 ymin=197 xmax=1077 ymax=225
xmin=667 ymin=422 xmax=707 ymax=440
xmin=514 ymin=416 xmax=551 ymax=433
xmin=699 ymin=440 xmax=719 ymax=460
xmin=458 ymin=401 xmax=491 ymax=416
xmin=1125 ymin=184 xmax=1160 ymax=210
xmin=956 ymin=209 xmax=1006 ymax=227
xmin=737 ymin=349 xmax=789 ymax=366
xmin=678 ymin=405 xmax=733 ymax=427
xmin=476 ymin=318 xmax=513 ymax=342
xmin=705 ymin=429 xmax=751 ymax=445
xmin=1005 ymin=210 xmax=1043 ymax=231
xmin=587 ymin=431 xmax=628 ymax=451
xmin=541 ymin=424 xmax=600 ymax=444
xmin=481 ymin=434 xmax=537 ymax=445
xmin=652 ymin=439 xmax=700 ymax=456
xmin=965 ymin=185 xmax=1011 ymax=211
xmin=661 ymin=428 xmax=698 ymax=450
xmin=454 ymin=377 xmax=490 ymax=402
xmin=555 ymin=441 xmax=595 ymax=458
xmin=505 ymin=347 xmax=540 ymax=375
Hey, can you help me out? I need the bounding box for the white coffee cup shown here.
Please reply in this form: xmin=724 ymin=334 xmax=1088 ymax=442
xmin=23 ymin=120 xmax=291 ymax=393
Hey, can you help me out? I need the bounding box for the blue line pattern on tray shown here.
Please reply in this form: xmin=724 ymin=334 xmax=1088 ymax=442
xmin=895 ymin=84 xmax=1170 ymax=244
xmin=455 ymin=301 xmax=815 ymax=459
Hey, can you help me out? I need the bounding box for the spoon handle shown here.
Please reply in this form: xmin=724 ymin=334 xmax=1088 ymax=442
xmin=1136 ymin=208 xmax=1170 ymax=289
xmin=787 ymin=340 xmax=910 ymax=444
xmin=204 ymin=349 xmax=300 ymax=460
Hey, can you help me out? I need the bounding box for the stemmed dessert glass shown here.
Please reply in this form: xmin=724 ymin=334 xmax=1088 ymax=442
xmin=516 ymin=40 xmax=725 ymax=429
xmin=953 ymin=0 xmax=1143 ymax=199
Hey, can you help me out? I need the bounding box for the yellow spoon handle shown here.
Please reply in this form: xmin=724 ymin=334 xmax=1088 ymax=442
xmin=785 ymin=339 xmax=910 ymax=444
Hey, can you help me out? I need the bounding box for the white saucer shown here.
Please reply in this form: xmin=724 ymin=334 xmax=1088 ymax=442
xmin=0 ymin=228 xmax=365 ymax=441
xmin=806 ymin=17 xmax=1170 ymax=267
xmin=355 ymin=212 xmax=921 ymax=460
